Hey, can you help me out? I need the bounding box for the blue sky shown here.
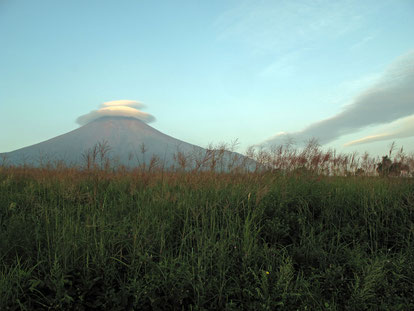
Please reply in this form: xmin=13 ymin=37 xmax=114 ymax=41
xmin=1 ymin=0 xmax=413 ymax=157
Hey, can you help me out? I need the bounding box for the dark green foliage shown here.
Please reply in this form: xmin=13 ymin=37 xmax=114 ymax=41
xmin=376 ymin=156 xmax=410 ymax=177
xmin=1 ymin=168 xmax=414 ymax=310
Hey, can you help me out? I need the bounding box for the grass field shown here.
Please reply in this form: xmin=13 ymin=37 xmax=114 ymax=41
xmin=1 ymin=145 xmax=414 ymax=310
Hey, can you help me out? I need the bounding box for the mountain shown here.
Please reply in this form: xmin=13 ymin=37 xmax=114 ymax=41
xmin=1 ymin=117 xmax=254 ymax=170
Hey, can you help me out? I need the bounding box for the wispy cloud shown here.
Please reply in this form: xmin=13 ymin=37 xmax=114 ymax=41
xmin=259 ymin=49 xmax=306 ymax=77
xmin=350 ymin=35 xmax=375 ymax=51
xmin=261 ymin=50 xmax=414 ymax=146
xmin=215 ymin=0 xmax=375 ymax=55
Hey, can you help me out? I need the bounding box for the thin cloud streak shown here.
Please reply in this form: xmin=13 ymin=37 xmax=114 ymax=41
xmin=262 ymin=50 xmax=414 ymax=147
xmin=345 ymin=114 xmax=414 ymax=146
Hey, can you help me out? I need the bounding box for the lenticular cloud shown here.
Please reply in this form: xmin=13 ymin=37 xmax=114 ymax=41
xmin=260 ymin=50 xmax=414 ymax=147
xmin=101 ymin=100 xmax=146 ymax=109
xmin=76 ymin=100 xmax=156 ymax=126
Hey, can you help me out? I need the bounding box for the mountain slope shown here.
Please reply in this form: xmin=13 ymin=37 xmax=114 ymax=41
xmin=1 ymin=117 xmax=254 ymax=170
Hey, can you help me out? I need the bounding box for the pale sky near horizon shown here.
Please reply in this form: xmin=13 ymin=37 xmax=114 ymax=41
xmin=1 ymin=0 xmax=413 ymax=158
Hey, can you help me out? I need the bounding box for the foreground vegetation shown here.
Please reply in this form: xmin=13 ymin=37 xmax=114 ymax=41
xmin=1 ymin=144 xmax=414 ymax=310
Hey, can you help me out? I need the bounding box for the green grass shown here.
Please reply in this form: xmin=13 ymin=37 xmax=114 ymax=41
xmin=1 ymin=166 xmax=414 ymax=310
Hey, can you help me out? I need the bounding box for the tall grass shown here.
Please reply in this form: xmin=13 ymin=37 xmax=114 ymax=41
xmin=1 ymin=143 xmax=413 ymax=310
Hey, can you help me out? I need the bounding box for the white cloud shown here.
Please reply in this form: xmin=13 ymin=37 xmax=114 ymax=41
xmin=100 ymin=99 xmax=145 ymax=109
xmin=76 ymin=100 xmax=155 ymax=126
